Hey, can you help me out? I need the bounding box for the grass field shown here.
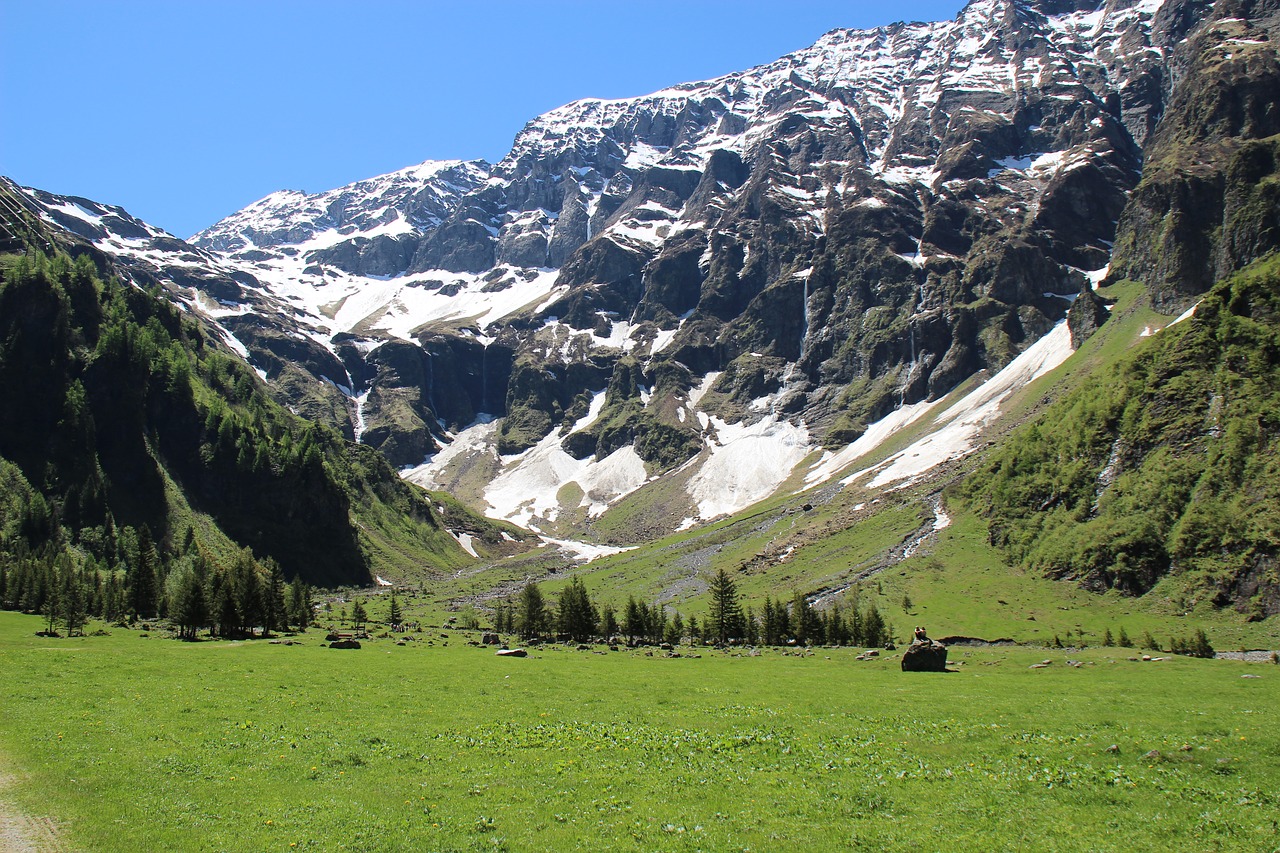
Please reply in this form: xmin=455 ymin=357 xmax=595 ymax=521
xmin=2 ymin=611 xmax=1278 ymax=852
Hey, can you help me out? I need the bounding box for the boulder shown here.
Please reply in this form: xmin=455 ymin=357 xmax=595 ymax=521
xmin=329 ymin=639 xmax=362 ymax=649
xmin=496 ymin=648 xmax=528 ymax=658
xmin=900 ymin=639 xmax=948 ymax=672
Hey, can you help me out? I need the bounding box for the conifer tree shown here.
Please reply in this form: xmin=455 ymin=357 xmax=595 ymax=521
xmin=791 ymin=591 xmax=819 ymax=646
xmin=287 ymin=577 xmax=313 ymax=630
xmin=707 ymin=568 xmax=744 ymax=645
xmin=623 ymin=596 xmax=645 ymax=643
xmin=862 ymin=603 xmax=886 ymax=648
xmin=351 ymin=599 xmax=368 ymax=631
xmin=556 ymin=576 xmax=597 ymax=642
xmin=57 ymin=554 xmax=86 ymax=637
xmin=744 ymin=607 xmax=759 ymax=646
xmin=172 ymin=566 xmax=209 ymax=640
xmin=387 ymin=588 xmax=403 ymax=626
xmin=129 ymin=525 xmax=160 ymax=620
xmin=667 ymin=612 xmax=684 ymax=645
xmin=599 ymin=603 xmax=618 ymax=639
xmin=262 ymin=558 xmax=286 ymax=636
xmin=516 ymin=581 xmax=546 ymax=640
xmin=232 ymin=549 xmax=263 ymax=637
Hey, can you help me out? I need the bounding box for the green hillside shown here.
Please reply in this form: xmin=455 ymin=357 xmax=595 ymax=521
xmin=0 ymin=249 xmax=529 ymax=626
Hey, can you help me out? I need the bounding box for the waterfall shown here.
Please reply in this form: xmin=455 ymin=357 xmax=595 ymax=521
xmin=900 ymin=325 xmax=917 ymax=408
xmin=800 ymin=269 xmax=811 ymax=361
xmin=353 ymin=389 xmax=370 ymax=444
xmin=480 ymin=342 xmax=489 ymax=415
xmin=426 ymin=350 xmax=442 ymax=422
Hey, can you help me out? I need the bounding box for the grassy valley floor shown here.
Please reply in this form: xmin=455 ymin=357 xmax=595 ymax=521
xmin=2 ymin=611 xmax=1277 ymax=852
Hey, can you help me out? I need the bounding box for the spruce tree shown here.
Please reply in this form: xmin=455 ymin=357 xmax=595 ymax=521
xmin=556 ymin=576 xmax=597 ymax=642
xmin=287 ymin=577 xmax=312 ymax=630
xmin=351 ymin=599 xmax=368 ymax=631
xmin=172 ymin=567 xmax=209 ymax=641
xmin=129 ymin=525 xmax=160 ymax=620
xmin=57 ymin=555 xmax=86 ymax=637
xmin=262 ymin=559 xmax=286 ymax=636
xmin=232 ymin=550 xmax=263 ymax=637
xmin=707 ymin=568 xmax=744 ymax=645
xmin=623 ymin=596 xmax=644 ymax=643
xmin=516 ymin=581 xmax=546 ymax=640
xmin=599 ymin=603 xmax=618 ymax=639
xmin=667 ymin=612 xmax=684 ymax=645
xmin=387 ymin=589 xmax=403 ymax=626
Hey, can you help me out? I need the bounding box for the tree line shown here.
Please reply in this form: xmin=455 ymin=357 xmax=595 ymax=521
xmin=0 ymin=524 xmax=314 ymax=640
xmin=490 ymin=568 xmax=896 ymax=648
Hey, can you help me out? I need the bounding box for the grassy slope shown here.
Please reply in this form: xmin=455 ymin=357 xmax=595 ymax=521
xmin=2 ymin=611 xmax=1276 ymax=852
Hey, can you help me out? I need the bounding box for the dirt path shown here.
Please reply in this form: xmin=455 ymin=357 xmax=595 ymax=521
xmin=0 ymin=768 xmax=63 ymax=852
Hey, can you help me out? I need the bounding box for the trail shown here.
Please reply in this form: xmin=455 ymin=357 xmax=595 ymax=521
xmin=0 ymin=768 xmax=63 ymax=852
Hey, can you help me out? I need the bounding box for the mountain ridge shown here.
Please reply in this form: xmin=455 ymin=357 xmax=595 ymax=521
xmin=9 ymin=0 xmax=1278 ymax=567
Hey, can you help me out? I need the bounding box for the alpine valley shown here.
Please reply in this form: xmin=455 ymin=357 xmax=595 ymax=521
xmin=3 ymin=0 xmax=1280 ymax=635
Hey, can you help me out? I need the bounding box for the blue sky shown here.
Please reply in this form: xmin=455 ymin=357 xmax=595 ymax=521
xmin=2 ymin=1 xmax=964 ymax=238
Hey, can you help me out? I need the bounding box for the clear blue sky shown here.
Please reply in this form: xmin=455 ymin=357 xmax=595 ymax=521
xmin=2 ymin=1 xmax=965 ymax=238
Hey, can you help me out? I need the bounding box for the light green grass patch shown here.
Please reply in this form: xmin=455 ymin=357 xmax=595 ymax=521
xmin=2 ymin=612 xmax=1277 ymax=852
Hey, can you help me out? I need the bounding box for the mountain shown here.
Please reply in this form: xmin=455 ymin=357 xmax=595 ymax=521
xmin=0 ymin=186 xmax=534 ymax=592
xmin=9 ymin=0 xmax=1279 ymax=621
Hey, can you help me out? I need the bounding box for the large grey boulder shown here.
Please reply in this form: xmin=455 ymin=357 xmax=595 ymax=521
xmin=901 ymin=638 xmax=948 ymax=672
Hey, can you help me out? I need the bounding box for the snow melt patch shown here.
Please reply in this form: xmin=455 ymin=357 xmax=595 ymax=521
xmin=688 ymin=415 xmax=811 ymax=520
xmin=451 ymin=532 xmax=480 ymax=558
xmin=804 ymin=398 xmax=943 ymax=487
xmin=844 ymin=322 xmax=1074 ymax=490
xmin=402 ymin=417 xmax=500 ymax=486
xmin=540 ymin=537 xmax=635 ymax=563
xmin=484 ymin=425 xmax=649 ymax=528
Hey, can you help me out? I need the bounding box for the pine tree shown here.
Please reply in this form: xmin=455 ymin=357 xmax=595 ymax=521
xmin=556 ymin=576 xmax=597 ymax=642
xmin=761 ymin=597 xmax=780 ymax=646
xmin=262 ymin=558 xmax=286 ymax=636
xmin=232 ymin=550 xmax=263 ymax=637
xmin=1102 ymin=628 xmax=1115 ymax=647
xmin=1118 ymin=626 xmax=1132 ymax=647
xmin=57 ymin=555 xmax=86 ymax=637
xmin=791 ymin=591 xmax=819 ymax=646
xmin=210 ymin=569 xmax=240 ymax=638
xmin=707 ymin=568 xmax=744 ymax=645
xmin=128 ymin=525 xmax=159 ymax=620
xmin=623 ymin=596 xmax=645 ymax=643
xmin=287 ymin=577 xmax=312 ymax=630
xmin=665 ymin=612 xmax=683 ymax=645
xmin=516 ymin=581 xmax=546 ymax=640
xmin=171 ymin=566 xmax=209 ymax=641
xmin=351 ymin=599 xmax=368 ymax=631
xmin=862 ymin=603 xmax=886 ymax=648
xmin=599 ymin=603 xmax=618 ymax=639
xmin=744 ymin=607 xmax=759 ymax=646
xmin=387 ymin=588 xmax=403 ymax=626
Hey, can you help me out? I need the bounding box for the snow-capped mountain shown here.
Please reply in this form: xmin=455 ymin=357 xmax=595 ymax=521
xmin=16 ymin=0 xmax=1271 ymax=541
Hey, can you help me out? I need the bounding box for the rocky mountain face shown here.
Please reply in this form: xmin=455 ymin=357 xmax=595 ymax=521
xmin=14 ymin=0 xmax=1276 ymax=539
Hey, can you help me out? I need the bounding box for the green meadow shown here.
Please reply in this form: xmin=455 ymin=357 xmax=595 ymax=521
xmin=2 ymin=611 xmax=1277 ymax=852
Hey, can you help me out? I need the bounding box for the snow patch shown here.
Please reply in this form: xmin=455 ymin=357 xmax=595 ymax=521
xmin=845 ymin=323 xmax=1074 ymax=490
xmin=688 ymin=415 xmax=811 ymax=520
xmin=540 ymin=537 xmax=635 ymax=563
